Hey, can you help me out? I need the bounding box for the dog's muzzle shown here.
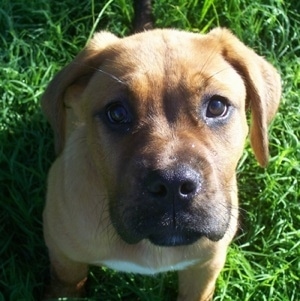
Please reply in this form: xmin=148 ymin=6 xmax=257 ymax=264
xmin=110 ymin=164 xmax=230 ymax=247
xmin=144 ymin=166 xmax=202 ymax=246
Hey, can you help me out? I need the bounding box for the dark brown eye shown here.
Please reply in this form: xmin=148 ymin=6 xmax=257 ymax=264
xmin=106 ymin=102 xmax=131 ymax=124
xmin=206 ymin=96 xmax=229 ymax=118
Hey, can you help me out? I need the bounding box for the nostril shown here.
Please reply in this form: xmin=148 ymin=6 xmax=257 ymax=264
xmin=147 ymin=180 xmax=168 ymax=197
xmin=145 ymin=166 xmax=201 ymax=201
xmin=180 ymin=180 xmax=197 ymax=196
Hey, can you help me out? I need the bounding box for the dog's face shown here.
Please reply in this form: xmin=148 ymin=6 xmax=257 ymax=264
xmin=81 ymin=33 xmax=248 ymax=247
xmin=42 ymin=29 xmax=280 ymax=250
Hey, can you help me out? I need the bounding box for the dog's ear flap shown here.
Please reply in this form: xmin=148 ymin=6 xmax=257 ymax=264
xmin=41 ymin=32 xmax=119 ymax=155
xmin=208 ymin=28 xmax=281 ymax=167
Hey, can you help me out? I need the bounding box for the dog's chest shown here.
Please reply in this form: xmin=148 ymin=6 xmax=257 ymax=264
xmin=96 ymin=259 xmax=199 ymax=275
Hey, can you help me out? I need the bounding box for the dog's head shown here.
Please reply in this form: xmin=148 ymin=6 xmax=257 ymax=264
xmin=42 ymin=28 xmax=280 ymax=247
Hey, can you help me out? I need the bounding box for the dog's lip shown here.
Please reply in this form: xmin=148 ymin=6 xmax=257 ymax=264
xmin=147 ymin=230 xmax=225 ymax=247
xmin=113 ymin=220 xmax=204 ymax=246
xmin=111 ymin=206 xmax=229 ymax=246
xmin=147 ymin=230 xmax=203 ymax=247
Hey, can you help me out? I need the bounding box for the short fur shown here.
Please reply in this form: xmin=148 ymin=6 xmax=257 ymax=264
xmin=42 ymin=28 xmax=281 ymax=300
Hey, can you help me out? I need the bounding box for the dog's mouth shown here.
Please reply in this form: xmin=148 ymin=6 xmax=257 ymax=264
xmin=110 ymin=165 xmax=231 ymax=247
xmin=148 ymin=229 xmax=203 ymax=247
xmin=110 ymin=203 xmax=230 ymax=247
xmin=147 ymin=224 xmax=227 ymax=247
xmin=148 ymin=232 xmax=199 ymax=247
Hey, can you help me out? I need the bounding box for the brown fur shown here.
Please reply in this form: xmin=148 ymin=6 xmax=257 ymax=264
xmin=42 ymin=28 xmax=281 ymax=300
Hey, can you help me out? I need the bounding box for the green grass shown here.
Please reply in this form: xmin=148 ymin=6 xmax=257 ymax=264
xmin=0 ymin=0 xmax=299 ymax=300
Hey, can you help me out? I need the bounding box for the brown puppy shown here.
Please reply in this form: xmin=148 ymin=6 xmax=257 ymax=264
xmin=42 ymin=28 xmax=281 ymax=300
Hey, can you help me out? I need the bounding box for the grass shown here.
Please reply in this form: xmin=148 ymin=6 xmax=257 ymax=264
xmin=0 ymin=0 xmax=299 ymax=300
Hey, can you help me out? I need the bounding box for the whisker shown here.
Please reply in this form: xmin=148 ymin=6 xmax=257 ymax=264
xmin=71 ymin=61 xmax=126 ymax=85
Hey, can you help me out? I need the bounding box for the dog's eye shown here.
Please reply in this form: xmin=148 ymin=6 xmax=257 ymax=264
xmin=106 ymin=102 xmax=131 ymax=124
xmin=206 ymin=96 xmax=229 ymax=118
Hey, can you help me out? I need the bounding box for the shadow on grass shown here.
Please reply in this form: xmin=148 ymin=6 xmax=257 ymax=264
xmin=0 ymin=110 xmax=53 ymax=301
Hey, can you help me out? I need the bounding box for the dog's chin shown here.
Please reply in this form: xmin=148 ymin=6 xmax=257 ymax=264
xmin=115 ymin=226 xmax=225 ymax=247
xmin=110 ymin=193 xmax=230 ymax=247
xmin=148 ymin=232 xmax=202 ymax=247
xmin=111 ymin=209 xmax=229 ymax=247
xmin=148 ymin=229 xmax=225 ymax=247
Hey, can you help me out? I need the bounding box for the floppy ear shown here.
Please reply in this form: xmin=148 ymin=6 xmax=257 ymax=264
xmin=208 ymin=28 xmax=281 ymax=167
xmin=41 ymin=31 xmax=119 ymax=155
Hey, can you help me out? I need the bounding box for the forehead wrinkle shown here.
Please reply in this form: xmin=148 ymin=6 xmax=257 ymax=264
xmin=129 ymin=48 xmax=201 ymax=129
xmin=103 ymin=36 xmax=203 ymax=126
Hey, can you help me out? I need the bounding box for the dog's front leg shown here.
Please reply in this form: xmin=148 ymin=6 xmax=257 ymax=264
xmin=177 ymin=255 xmax=226 ymax=301
xmin=44 ymin=247 xmax=88 ymax=298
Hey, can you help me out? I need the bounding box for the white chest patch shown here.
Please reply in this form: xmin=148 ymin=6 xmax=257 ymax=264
xmin=99 ymin=259 xmax=199 ymax=275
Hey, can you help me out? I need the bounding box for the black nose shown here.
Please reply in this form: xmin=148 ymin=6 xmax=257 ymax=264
xmin=145 ymin=165 xmax=201 ymax=202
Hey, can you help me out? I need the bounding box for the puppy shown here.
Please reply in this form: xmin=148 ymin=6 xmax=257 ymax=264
xmin=42 ymin=27 xmax=281 ymax=300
